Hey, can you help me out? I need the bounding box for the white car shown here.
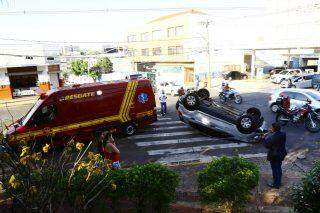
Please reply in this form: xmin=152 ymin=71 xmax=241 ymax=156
xmin=157 ymin=82 xmax=182 ymax=96
xmin=270 ymin=69 xmax=303 ymax=84
xmin=268 ymin=88 xmax=320 ymax=113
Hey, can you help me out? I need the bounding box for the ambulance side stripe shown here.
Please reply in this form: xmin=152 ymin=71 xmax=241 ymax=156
xmin=118 ymin=82 xmax=133 ymax=122
xmin=123 ymin=82 xmax=138 ymax=121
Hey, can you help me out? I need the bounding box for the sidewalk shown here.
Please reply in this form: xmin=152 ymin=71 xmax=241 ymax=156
xmin=0 ymin=96 xmax=38 ymax=109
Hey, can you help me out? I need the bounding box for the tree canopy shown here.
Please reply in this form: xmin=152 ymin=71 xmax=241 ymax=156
xmin=70 ymin=60 xmax=88 ymax=76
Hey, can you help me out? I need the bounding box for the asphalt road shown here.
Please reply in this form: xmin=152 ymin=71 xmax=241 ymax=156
xmin=118 ymin=80 xmax=320 ymax=166
xmin=1 ymin=80 xmax=320 ymax=166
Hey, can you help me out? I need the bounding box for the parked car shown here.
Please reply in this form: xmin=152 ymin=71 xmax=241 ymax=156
xmin=222 ymin=71 xmax=248 ymax=80
xmin=157 ymin=82 xmax=182 ymax=96
xmin=280 ymin=74 xmax=320 ymax=88
xmin=270 ymin=69 xmax=304 ymax=84
xmin=268 ymin=88 xmax=320 ymax=113
xmin=176 ymin=89 xmax=266 ymax=142
xmin=4 ymin=79 xmax=157 ymax=146
xmin=269 ymin=67 xmax=285 ymax=76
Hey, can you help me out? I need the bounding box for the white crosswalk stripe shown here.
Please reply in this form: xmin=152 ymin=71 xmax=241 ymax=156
xmin=136 ymin=136 xmax=219 ymax=147
xmin=150 ymin=121 xmax=183 ymax=126
xmin=148 ymin=143 xmax=249 ymax=156
xmin=157 ymin=117 xmax=172 ymax=121
xmin=129 ymin=131 xmax=195 ymax=140
xmin=143 ymin=125 xmax=189 ymax=132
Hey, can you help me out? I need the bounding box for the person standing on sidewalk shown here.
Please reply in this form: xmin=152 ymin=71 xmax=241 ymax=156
xmin=100 ymin=132 xmax=121 ymax=170
xmin=263 ymin=122 xmax=287 ymax=189
xmin=159 ymin=90 xmax=167 ymax=116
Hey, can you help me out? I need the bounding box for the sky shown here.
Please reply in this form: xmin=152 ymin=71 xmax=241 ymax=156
xmin=0 ymin=0 xmax=267 ymax=49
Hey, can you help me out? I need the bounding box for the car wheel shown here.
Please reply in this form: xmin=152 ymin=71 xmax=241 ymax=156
xmin=246 ymin=107 xmax=261 ymax=120
xmin=123 ymin=123 xmax=137 ymax=136
xmin=183 ymin=93 xmax=200 ymax=111
xmin=236 ymin=115 xmax=255 ymax=134
xmin=197 ymin=88 xmax=210 ymax=100
xmin=270 ymin=103 xmax=279 ymax=113
xmin=305 ymin=118 xmax=320 ymax=133
xmin=234 ymin=95 xmax=242 ymax=104
xmin=280 ymin=80 xmax=290 ymax=88
xmin=219 ymin=93 xmax=227 ymax=103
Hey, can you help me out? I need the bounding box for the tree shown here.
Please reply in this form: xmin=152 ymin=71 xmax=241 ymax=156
xmin=94 ymin=57 xmax=113 ymax=73
xmin=88 ymin=66 xmax=102 ymax=82
xmin=70 ymin=60 xmax=88 ymax=76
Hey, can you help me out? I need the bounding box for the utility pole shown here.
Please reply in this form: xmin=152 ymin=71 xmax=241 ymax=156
xmin=204 ymin=20 xmax=212 ymax=88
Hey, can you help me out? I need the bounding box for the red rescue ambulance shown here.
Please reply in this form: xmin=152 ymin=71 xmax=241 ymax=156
xmin=5 ymin=79 xmax=157 ymax=145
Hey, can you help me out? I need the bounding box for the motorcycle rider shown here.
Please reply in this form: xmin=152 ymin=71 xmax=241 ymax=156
xmin=221 ymin=82 xmax=234 ymax=98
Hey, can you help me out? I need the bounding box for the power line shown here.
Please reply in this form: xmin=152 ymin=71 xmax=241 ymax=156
xmin=0 ymin=7 xmax=266 ymax=15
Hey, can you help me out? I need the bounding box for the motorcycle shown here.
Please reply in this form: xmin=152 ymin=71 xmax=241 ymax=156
xmin=219 ymin=89 xmax=242 ymax=104
xmin=276 ymin=100 xmax=320 ymax=133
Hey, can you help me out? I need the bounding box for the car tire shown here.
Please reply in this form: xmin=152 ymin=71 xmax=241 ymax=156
xmin=183 ymin=92 xmax=200 ymax=111
xmin=197 ymin=88 xmax=210 ymax=100
xmin=246 ymin=107 xmax=261 ymax=119
xmin=280 ymin=80 xmax=290 ymax=88
xmin=236 ymin=114 xmax=255 ymax=134
xmin=123 ymin=123 xmax=137 ymax=136
xmin=270 ymin=103 xmax=279 ymax=113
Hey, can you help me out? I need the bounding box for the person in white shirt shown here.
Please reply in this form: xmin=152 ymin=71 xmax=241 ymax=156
xmin=159 ymin=90 xmax=167 ymax=116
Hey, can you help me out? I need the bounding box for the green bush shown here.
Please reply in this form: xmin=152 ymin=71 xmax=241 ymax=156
xmin=197 ymin=156 xmax=259 ymax=210
xmin=292 ymin=160 xmax=320 ymax=213
xmin=128 ymin=163 xmax=180 ymax=212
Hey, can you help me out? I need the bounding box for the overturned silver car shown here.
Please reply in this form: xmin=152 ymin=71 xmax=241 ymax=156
xmin=176 ymin=89 xmax=267 ymax=143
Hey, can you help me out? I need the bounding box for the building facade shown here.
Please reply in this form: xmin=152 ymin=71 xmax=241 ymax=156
xmin=125 ymin=10 xmax=210 ymax=87
xmin=0 ymin=44 xmax=61 ymax=100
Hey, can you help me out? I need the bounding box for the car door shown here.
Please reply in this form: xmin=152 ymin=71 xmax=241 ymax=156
xmin=304 ymin=75 xmax=313 ymax=88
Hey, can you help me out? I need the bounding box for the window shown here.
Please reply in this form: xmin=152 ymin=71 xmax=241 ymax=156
xmin=167 ymin=27 xmax=175 ymax=37
xmin=26 ymin=56 xmax=33 ymax=60
xmin=168 ymin=46 xmax=183 ymax=55
xmin=141 ymin=48 xmax=149 ymax=56
xmin=127 ymin=49 xmax=136 ymax=57
xmin=294 ymin=93 xmax=308 ymax=101
xmin=282 ymin=92 xmax=296 ymax=99
xmin=168 ymin=46 xmax=175 ymax=55
xmin=140 ymin=32 xmax=149 ymax=41
xmin=152 ymin=47 xmax=161 ymax=56
xmin=175 ymin=26 xmax=183 ymax=36
xmin=176 ymin=46 xmax=183 ymax=54
xmin=127 ymin=35 xmax=137 ymax=42
xmin=30 ymin=104 xmax=57 ymax=126
xmin=46 ymin=57 xmax=55 ymax=61
xmin=152 ymin=30 xmax=162 ymax=40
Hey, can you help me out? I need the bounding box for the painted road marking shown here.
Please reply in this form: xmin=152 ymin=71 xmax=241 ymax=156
xmin=148 ymin=143 xmax=249 ymax=156
xmin=157 ymin=117 xmax=172 ymax=121
xmin=129 ymin=131 xmax=196 ymax=140
xmin=136 ymin=136 xmax=219 ymax=147
xmin=142 ymin=125 xmax=189 ymax=132
xmin=150 ymin=121 xmax=183 ymax=126
xmin=157 ymin=152 xmax=267 ymax=165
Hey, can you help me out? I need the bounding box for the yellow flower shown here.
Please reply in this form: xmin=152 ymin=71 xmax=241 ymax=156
xmin=77 ymin=162 xmax=86 ymax=171
xmin=111 ymin=183 xmax=117 ymax=191
xmin=42 ymin=144 xmax=50 ymax=153
xmin=29 ymin=186 xmax=37 ymax=195
xmin=76 ymin=142 xmax=85 ymax=151
xmin=8 ymin=175 xmax=20 ymax=189
xmin=87 ymin=151 xmax=95 ymax=160
xmin=31 ymin=152 xmax=42 ymax=161
xmin=20 ymin=155 xmax=30 ymax=165
xmin=20 ymin=146 xmax=30 ymax=157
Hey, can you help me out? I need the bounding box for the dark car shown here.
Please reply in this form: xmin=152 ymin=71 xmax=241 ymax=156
xmin=269 ymin=67 xmax=285 ymax=76
xmin=223 ymin=71 xmax=248 ymax=80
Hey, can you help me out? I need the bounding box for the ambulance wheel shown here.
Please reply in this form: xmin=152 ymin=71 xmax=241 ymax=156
xmin=183 ymin=92 xmax=200 ymax=111
xmin=236 ymin=115 xmax=255 ymax=134
xmin=123 ymin=123 xmax=137 ymax=136
xmin=197 ymin=88 xmax=210 ymax=100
